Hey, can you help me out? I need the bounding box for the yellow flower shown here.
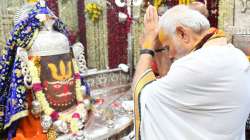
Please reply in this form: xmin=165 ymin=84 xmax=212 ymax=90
xmin=93 ymin=15 xmax=98 ymax=19
xmin=1 ymin=49 xmax=6 ymax=55
xmin=154 ymin=0 xmax=162 ymax=8
xmin=26 ymin=0 xmax=38 ymax=3
xmin=86 ymin=4 xmax=92 ymax=11
xmin=70 ymin=119 xmax=79 ymax=133
xmin=17 ymin=86 xmax=26 ymax=93
xmin=15 ymin=69 xmax=22 ymax=78
xmin=96 ymin=6 xmax=101 ymax=11
xmin=85 ymin=3 xmax=102 ymax=22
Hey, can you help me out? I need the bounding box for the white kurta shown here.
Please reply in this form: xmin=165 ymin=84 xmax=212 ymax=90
xmin=140 ymin=44 xmax=250 ymax=140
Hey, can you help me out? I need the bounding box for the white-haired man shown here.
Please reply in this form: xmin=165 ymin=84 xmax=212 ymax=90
xmin=133 ymin=5 xmax=250 ymax=140
xmin=152 ymin=1 xmax=209 ymax=77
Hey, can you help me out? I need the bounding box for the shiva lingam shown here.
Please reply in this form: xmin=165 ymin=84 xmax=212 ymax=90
xmin=14 ymin=1 xmax=90 ymax=138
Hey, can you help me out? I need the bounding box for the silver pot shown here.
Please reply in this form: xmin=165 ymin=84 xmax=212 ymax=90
xmin=41 ymin=115 xmax=52 ymax=133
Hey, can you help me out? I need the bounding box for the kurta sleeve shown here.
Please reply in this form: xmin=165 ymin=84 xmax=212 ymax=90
xmin=133 ymin=69 xmax=156 ymax=140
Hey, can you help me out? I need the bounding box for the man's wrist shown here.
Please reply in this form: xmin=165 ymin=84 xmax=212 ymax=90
xmin=141 ymin=36 xmax=156 ymax=50
xmin=140 ymin=49 xmax=155 ymax=57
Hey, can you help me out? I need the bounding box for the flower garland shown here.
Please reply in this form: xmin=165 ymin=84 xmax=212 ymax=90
xmin=77 ymin=0 xmax=87 ymax=54
xmin=85 ymin=0 xmax=108 ymax=69
xmin=47 ymin=0 xmax=59 ymax=16
xmin=107 ymin=0 xmax=128 ymax=69
xmin=154 ymin=0 xmax=163 ymax=9
xmin=166 ymin=0 xmax=179 ymax=8
xmin=207 ymin=0 xmax=219 ymax=27
xmin=218 ymin=0 xmax=234 ymax=31
xmin=27 ymin=56 xmax=86 ymax=133
xmin=26 ymin=0 xmax=38 ymax=3
xmin=178 ymin=0 xmax=194 ymax=5
xmin=58 ymin=0 xmax=79 ymax=39
xmin=132 ymin=3 xmax=144 ymax=68
xmin=85 ymin=3 xmax=102 ymax=22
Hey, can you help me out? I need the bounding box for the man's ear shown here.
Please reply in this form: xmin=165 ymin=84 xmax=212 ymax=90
xmin=176 ymin=26 xmax=189 ymax=43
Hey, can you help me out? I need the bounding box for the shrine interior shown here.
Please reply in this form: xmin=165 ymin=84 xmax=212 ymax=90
xmin=0 ymin=0 xmax=250 ymax=140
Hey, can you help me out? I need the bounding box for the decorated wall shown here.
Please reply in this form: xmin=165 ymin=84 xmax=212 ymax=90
xmin=0 ymin=0 xmax=220 ymax=70
xmin=84 ymin=0 xmax=109 ymax=70
xmin=0 ymin=0 xmax=25 ymax=48
xmin=218 ymin=0 xmax=250 ymax=52
xmin=233 ymin=0 xmax=250 ymax=49
xmin=218 ymin=0 xmax=234 ymax=31
xmin=58 ymin=0 xmax=79 ymax=32
xmin=131 ymin=5 xmax=144 ymax=68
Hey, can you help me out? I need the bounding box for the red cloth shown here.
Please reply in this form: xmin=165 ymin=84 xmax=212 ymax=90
xmin=13 ymin=93 xmax=47 ymax=140
xmin=151 ymin=60 xmax=159 ymax=75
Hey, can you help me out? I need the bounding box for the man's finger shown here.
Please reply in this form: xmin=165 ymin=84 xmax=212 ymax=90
xmin=153 ymin=7 xmax=158 ymax=22
xmin=144 ymin=14 xmax=148 ymax=25
xmin=144 ymin=13 xmax=146 ymax=23
xmin=146 ymin=5 xmax=151 ymax=21
xmin=149 ymin=5 xmax=154 ymax=19
xmin=150 ymin=6 xmax=156 ymax=21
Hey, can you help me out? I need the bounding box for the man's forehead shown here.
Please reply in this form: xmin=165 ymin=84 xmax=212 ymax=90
xmin=158 ymin=28 xmax=170 ymax=44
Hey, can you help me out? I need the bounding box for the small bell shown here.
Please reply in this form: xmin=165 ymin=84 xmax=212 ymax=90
xmin=31 ymin=100 xmax=42 ymax=118
xmin=41 ymin=115 xmax=52 ymax=133
xmin=53 ymin=120 xmax=69 ymax=134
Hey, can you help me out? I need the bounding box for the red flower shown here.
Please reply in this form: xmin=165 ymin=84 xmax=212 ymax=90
xmin=32 ymin=83 xmax=43 ymax=92
xmin=28 ymin=56 xmax=33 ymax=60
xmin=74 ymin=73 xmax=81 ymax=79
xmin=72 ymin=113 xmax=81 ymax=119
xmin=50 ymin=111 xmax=59 ymax=121
xmin=107 ymin=0 xmax=129 ymax=68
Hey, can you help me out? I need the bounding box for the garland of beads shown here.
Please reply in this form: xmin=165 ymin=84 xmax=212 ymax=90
xmin=27 ymin=56 xmax=87 ymax=133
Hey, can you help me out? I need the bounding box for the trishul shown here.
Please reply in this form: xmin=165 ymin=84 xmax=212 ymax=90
xmin=48 ymin=60 xmax=72 ymax=81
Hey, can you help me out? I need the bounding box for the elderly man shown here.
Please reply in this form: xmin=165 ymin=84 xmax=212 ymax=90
xmin=133 ymin=5 xmax=250 ymax=140
xmin=152 ymin=1 xmax=209 ymax=77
